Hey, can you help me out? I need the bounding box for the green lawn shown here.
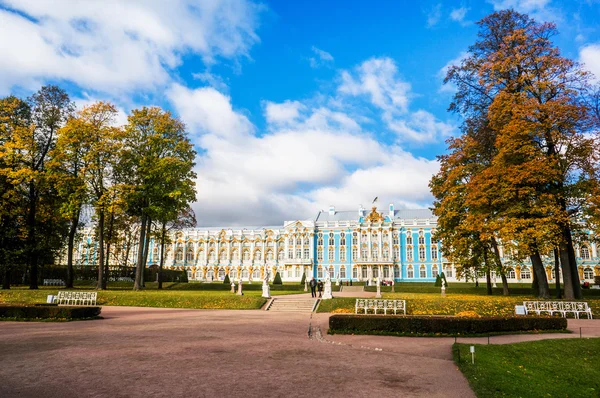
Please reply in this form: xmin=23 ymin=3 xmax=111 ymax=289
xmin=454 ymin=338 xmax=600 ymax=397
xmin=317 ymin=292 xmax=600 ymax=317
xmin=0 ymin=281 xmax=313 ymax=310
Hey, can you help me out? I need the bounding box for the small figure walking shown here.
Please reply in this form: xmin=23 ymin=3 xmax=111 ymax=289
xmin=317 ymin=280 xmax=324 ymax=298
xmin=309 ymin=277 xmax=317 ymax=298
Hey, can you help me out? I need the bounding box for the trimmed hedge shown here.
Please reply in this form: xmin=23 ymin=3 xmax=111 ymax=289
xmin=0 ymin=305 xmax=101 ymax=320
xmin=329 ymin=314 xmax=567 ymax=335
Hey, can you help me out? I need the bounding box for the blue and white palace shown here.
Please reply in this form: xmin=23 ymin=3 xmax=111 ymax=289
xmin=73 ymin=204 xmax=600 ymax=284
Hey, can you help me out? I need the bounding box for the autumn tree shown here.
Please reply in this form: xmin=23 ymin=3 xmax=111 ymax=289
xmin=438 ymin=10 xmax=598 ymax=299
xmin=120 ymin=107 xmax=197 ymax=291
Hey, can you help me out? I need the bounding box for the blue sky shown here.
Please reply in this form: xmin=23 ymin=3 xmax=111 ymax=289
xmin=1 ymin=0 xmax=599 ymax=226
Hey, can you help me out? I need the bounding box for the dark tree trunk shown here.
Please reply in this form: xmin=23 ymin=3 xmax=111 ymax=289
xmin=134 ymin=214 xmax=147 ymax=290
xmin=563 ymin=226 xmax=582 ymax=299
xmin=66 ymin=211 xmax=80 ymax=288
xmin=96 ymin=210 xmax=105 ymax=290
xmin=530 ymin=250 xmax=550 ymax=299
xmin=27 ymin=182 xmax=38 ymax=289
xmin=484 ymin=249 xmax=492 ymax=295
xmin=158 ymin=222 xmax=166 ymax=290
xmin=490 ymin=238 xmax=510 ymax=296
xmin=103 ymin=210 xmax=115 ymax=290
xmin=554 ymin=248 xmax=561 ymax=299
xmin=141 ymin=218 xmax=151 ymax=288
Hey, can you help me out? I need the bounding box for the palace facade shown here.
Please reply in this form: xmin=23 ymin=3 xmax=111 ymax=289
xmin=72 ymin=204 xmax=600 ymax=283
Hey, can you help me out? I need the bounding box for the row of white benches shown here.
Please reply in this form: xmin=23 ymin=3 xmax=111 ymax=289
xmin=523 ymin=301 xmax=593 ymax=319
xmin=43 ymin=279 xmax=65 ymax=286
xmin=355 ymin=299 xmax=406 ymax=315
xmin=53 ymin=291 xmax=98 ymax=306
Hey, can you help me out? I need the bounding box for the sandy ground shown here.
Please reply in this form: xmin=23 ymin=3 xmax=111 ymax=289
xmin=1 ymin=306 xmax=477 ymax=398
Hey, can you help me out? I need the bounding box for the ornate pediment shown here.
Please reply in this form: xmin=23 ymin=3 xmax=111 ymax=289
xmin=365 ymin=206 xmax=384 ymax=223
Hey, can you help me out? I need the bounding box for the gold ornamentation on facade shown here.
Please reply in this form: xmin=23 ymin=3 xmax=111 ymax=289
xmin=364 ymin=206 xmax=385 ymax=223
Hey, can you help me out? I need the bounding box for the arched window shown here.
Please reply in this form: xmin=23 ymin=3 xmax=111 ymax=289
xmin=328 ymin=235 xmax=335 ymax=246
xmin=581 ymin=246 xmax=591 ymax=260
xmin=419 ymin=246 xmax=426 ymax=261
xmin=352 ymin=266 xmax=358 ymax=279
xmin=295 ymin=237 xmax=301 ymax=246
xmin=418 ymin=232 xmax=425 ymax=246
xmin=231 ymin=249 xmax=239 ymax=260
xmin=328 ymin=248 xmax=335 ymax=261
xmin=583 ymin=267 xmax=594 ymax=279
xmin=432 ymin=265 xmax=439 ymax=278
xmin=361 ymin=266 xmax=368 ymax=279
xmin=431 ymin=246 xmax=438 ymax=260
xmin=288 ymin=248 xmax=293 ymax=259
xmin=295 ymin=266 xmax=301 ymax=278
xmin=153 ymin=247 xmax=159 ymax=260
xmin=255 ymin=250 xmax=262 ymax=261
xmin=406 ymin=234 xmax=413 ymax=245
xmin=340 ymin=233 xmax=346 ymax=246
xmin=317 ymin=248 xmax=324 ymax=261
xmin=444 ymin=264 xmax=453 ymax=278
xmin=242 ymin=269 xmax=249 ymax=279
xmin=373 ymin=266 xmax=379 ymax=278
xmin=393 ymin=235 xmax=399 ymax=245
xmin=218 ymin=268 xmax=225 ymax=280
xmin=328 ymin=265 xmax=335 ymax=278
xmin=371 ymin=244 xmax=378 ymax=259
xmin=393 ymin=246 xmax=399 ymax=260
xmin=340 ymin=266 xmax=346 ymax=279
xmin=296 ymin=247 xmax=302 ymax=258
xmin=352 ymin=232 xmax=358 ymax=245
xmin=507 ymin=268 xmax=516 ymax=279
xmin=394 ymin=265 xmax=400 ymax=278
xmin=243 ymin=250 xmax=250 ymax=261
xmin=317 ymin=266 xmax=324 ymax=278
xmin=406 ymin=246 xmax=413 ymax=261
xmin=230 ymin=268 xmax=237 ymax=279
xmin=383 ymin=266 xmax=390 ymax=278
xmin=419 ymin=265 xmax=426 ymax=278
xmin=407 ymin=265 xmax=414 ymax=279
xmin=219 ymin=249 xmax=226 ymax=261
xmin=304 ymin=237 xmax=309 ymax=246
xmin=195 ymin=268 xmax=203 ymax=279
xmin=520 ymin=267 xmax=531 ymax=279
xmin=176 ymin=248 xmax=184 ymax=262
xmin=361 ymin=245 xmax=368 ymax=260
xmin=207 ymin=269 xmax=215 ymax=280
xmin=318 ymin=233 xmax=323 ymax=246
xmin=304 ymin=247 xmax=310 ymax=259
xmin=278 ymin=249 xmax=284 ymax=260
xmin=340 ymin=247 xmax=346 ymax=261
xmin=383 ymin=246 xmax=389 ymax=260
xmin=266 ymin=250 xmax=273 ymax=261
xmin=352 ymin=247 xmax=358 ymax=260
xmin=252 ymin=268 xmax=260 ymax=279
xmin=186 ymin=244 xmax=194 ymax=262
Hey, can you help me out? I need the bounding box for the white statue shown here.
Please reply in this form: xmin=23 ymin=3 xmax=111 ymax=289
xmin=375 ymin=276 xmax=382 ymax=298
xmin=441 ymin=278 xmax=446 ymax=296
xmin=322 ymin=272 xmax=333 ymax=300
xmin=236 ymin=278 xmax=243 ymax=296
xmin=262 ymin=269 xmax=271 ymax=298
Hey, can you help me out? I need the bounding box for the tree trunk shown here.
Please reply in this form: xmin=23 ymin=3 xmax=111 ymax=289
xmin=530 ymin=250 xmax=550 ymax=298
xmin=141 ymin=217 xmax=151 ymax=288
xmin=103 ymin=210 xmax=115 ymax=289
xmin=484 ymin=249 xmax=492 ymax=295
xmin=554 ymin=248 xmax=561 ymax=299
xmin=158 ymin=222 xmax=166 ymax=290
xmin=133 ymin=214 xmax=147 ymax=290
xmin=563 ymin=226 xmax=582 ymax=299
xmin=27 ymin=182 xmax=38 ymax=290
xmin=96 ymin=210 xmax=105 ymax=290
xmin=66 ymin=211 xmax=80 ymax=288
xmin=490 ymin=238 xmax=510 ymax=295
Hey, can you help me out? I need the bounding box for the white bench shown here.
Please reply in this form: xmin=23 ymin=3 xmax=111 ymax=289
xmin=355 ymin=299 xmax=406 ymax=315
xmin=43 ymin=279 xmax=65 ymax=286
xmin=56 ymin=291 xmax=98 ymax=306
xmin=523 ymin=301 xmax=593 ymax=319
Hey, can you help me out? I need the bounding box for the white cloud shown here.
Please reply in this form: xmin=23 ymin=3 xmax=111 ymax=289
xmin=0 ymin=0 xmax=261 ymax=95
xmin=387 ymin=110 xmax=454 ymax=142
xmin=438 ymin=51 xmax=469 ymax=93
xmin=426 ymin=4 xmax=442 ymax=27
xmin=450 ymin=7 xmax=470 ymax=25
xmin=580 ymin=44 xmax=600 ymax=82
xmin=309 ymin=46 xmax=334 ymax=68
xmin=488 ymin=0 xmax=560 ymax=22
xmin=167 ymin=84 xmax=439 ymax=226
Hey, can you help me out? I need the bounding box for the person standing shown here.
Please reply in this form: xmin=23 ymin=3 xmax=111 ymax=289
xmin=317 ymin=280 xmax=323 ymax=298
xmin=309 ymin=277 xmax=317 ymax=298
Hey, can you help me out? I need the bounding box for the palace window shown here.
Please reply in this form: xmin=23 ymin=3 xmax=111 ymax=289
xmin=584 ymin=267 xmax=594 ymax=279
xmin=176 ymin=248 xmax=183 ymax=262
xmin=252 ymin=268 xmax=260 ymax=279
xmin=328 ymin=235 xmax=335 ymax=246
xmin=393 ymin=246 xmax=399 ymax=260
xmin=431 ymin=246 xmax=438 ymax=260
xmin=352 ymin=247 xmax=358 ymax=260
xmin=287 ymin=267 xmax=292 ymax=278
xmin=255 ymin=251 xmax=262 ymax=261
xmin=296 ymin=237 xmax=301 ymax=246
xmin=295 ymin=266 xmax=301 ymax=278
xmin=230 ymin=269 xmax=237 ymax=279
xmin=329 ymin=265 xmax=335 ymax=278
xmin=207 ymin=269 xmax=215 ymax=280
xmin=304 ymin=238 xmax=309 ymax=246
xmin=383 ymin=266 xmax=390 ymax=279
xmin=317 ymin=248 xmax=324 ymax=261
xmin=373 ymin=267 xmax=379 ymax=278
xmin=340 ymin=266 xmax=346 ymax=279
xmin=362 ymin=266 xmax=368 ymax=279
xmin=296 ymin=248 xmax=302 ymax=258
xmin=318 ymin=267 xmax=323 ymax=278
xmin=406 ymin=234 xmax=413 ymax=245
xmin=328 ymin=248 xmax=335 ymax=261
xmin=352 ymin=266 xmax=358 ymax=279
xmin=521 ymin=267 xmax=531 ymax=279
xmin=406 ymin=247 xmax=413 ymax=261
xmin=231 ymin=250 xmax=239 ymax=260
xmin=186 ymin=246 xmax=194 ymax=262
xmin=432 ymin=265 xmax=439 ymax=278
xmin=218 ymin=268 xmax=225 ymax=280
xmin=407 ymin=265 xmax=414 ymax=279
xmin=340 ymin=233 xmax=346 ymax=246
xmin=383 ymin=246 xmax=389 ymax=260
xmin=266 ymin=250 xmax=274 ymax=261
xmin=288 ymin=248 xmax=293 ymax=259
xmin=581 ymin=246 xmax=591 ymax=260
xmin=340 ymin=247 xmax=346 ymax=261
xmin=361 ymin=246 xmax=368 ymax=260
xmin=304 ymin=247 xmax=310 ymax=259
xmin=444 ymin=265 xmax=453 ymax=278
xmin=419 ymin=246 xmax=426 ymax=261
xmin=209 ymin=250 xmax=216 ymax=261
xmin=507 ymin=268 xmax=516 ymax=279
xmin=195 ymin=269 xmax=203 ymax=279
xmin=352 ymin=232 xmax=358 ymax=245
xmin=278 ymin=250 xmax=284 ymax=260
xmin=393 ymin=235 xmax=399 ymax=245
xmin=318 ymin=233 xmax=323 ymax=246
xmin=394 ymin=266 xmax=400 ymax=278
xmin=219 ymin=250 xmax=226 ymax=261
xmin=418 ymin=232 xmax=425 ymax=245
xmin=242 ymin=269 xmax=249 ymax=279
xmin=419 ymin=265 xmax=426 ymax=278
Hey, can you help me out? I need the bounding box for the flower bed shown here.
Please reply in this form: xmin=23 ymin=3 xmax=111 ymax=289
xmin=329 ymin=314 xmax=567 ymax=336
xmin=0 ymin=305 xmax=101 ymax=321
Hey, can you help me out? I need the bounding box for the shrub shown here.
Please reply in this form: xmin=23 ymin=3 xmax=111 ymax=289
xmin=300 ymin=272 xmax=306 ymax=285
xmin=434 ymin=274 xmax=442 ymax=287
xmin=273 ymin=272 xmax=282 ymax=285
xmin=329 ymin=314 xmax=567 ymax=336
xmin=595 ymin=276 xmax=600 ymax=286
xmin=0 ymin=305 xmax=101 ymax=320
xmin=440 ymin=272 xmax=448 ymax=286
xmin=223 ymin=274 xmax=231 ymax=285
